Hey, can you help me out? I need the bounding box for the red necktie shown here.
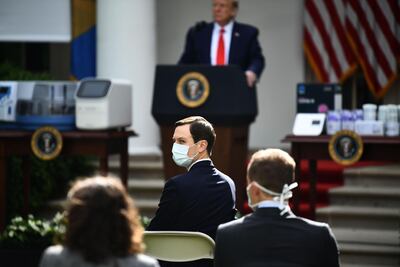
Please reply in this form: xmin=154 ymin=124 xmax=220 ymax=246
xmin=216 ymin=28 xmax=225 ymax=65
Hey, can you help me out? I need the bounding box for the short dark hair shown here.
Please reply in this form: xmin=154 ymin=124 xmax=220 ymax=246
xmin=175 ymin=116 xmax=216 ymax=155
xmin=233 ymin=0 xmax=239 ymax=9
xmin=65 ymin=176 xmax=143 ymax=263
xmin=247 ymin=149 xmax=295 ymax=193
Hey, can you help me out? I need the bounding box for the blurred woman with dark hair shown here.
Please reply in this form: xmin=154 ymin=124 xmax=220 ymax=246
xmin=40 ymin=176 xmax=159 ymax=267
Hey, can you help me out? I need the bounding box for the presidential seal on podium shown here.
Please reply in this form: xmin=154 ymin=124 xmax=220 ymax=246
xmin=176 ymin=72 xmax=210 ymax=108
xmin=31 ymin=126 xmax=63 ymax=160
xmin=329 ymin=130 xmax=363 ymax=165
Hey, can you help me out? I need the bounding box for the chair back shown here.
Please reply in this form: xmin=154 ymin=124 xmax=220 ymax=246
xmin=143 ymin=231 xmax=215 ymax=262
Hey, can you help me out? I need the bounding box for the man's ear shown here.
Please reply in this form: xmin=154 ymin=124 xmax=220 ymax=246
xmin=199 ymin=140 xmax=208 ymax=153
xmin=232 ymin=9 xmax=238 ymax=18
xmin=252 ymin=184 xmax=262 ymax=198
xmin=231 ymin=5 xmax=238 ymax=18
xmin=247 ymin=182 xmax=260 ymax=202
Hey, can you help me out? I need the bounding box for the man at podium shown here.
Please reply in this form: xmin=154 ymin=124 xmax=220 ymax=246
xmin=178 ymin=0 xmax=265 ymax=88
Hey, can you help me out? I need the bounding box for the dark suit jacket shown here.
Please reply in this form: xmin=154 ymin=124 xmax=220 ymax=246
xmin=214 ymin=208 xmax=340 ymax=267
xmin=178 ymin=21 xmax=265 ymax=79
xmin=148 ymin=160 xmax=236 ymax=267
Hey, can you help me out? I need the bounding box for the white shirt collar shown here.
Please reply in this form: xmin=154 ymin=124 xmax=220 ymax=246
xmin=213 ymin=20 xmax=234 ymax=33
xmin=210 ymin=20 xmax=234 ymax=65
xmin=257 ymin=200 xmax=282 ymax=209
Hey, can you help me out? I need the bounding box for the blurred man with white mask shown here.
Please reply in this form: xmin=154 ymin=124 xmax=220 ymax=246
xmin=214 ymin=148 xmax=340 ymax=267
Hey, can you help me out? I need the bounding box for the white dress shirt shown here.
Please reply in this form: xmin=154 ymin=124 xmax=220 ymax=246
xmin=210 ymin=20 xmax=234 ymax=65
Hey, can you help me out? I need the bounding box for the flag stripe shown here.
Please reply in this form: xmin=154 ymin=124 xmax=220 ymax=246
xmin=305 ymin=8 xmax=332 ymax=81
xmin=314 ymin=0 xmax=342 ymax=81
xmin=387 ymin=0 xmax=400 ymax=25
xmin=326 ymin=0 xmax=355 ymax=66
xmin=371 ymin=0 xmax=398 ymax=58
xmin=304 ymin=29 xmax=330 ymax=81
xmin=307 ymin=0 xmax=342 ymax=80
xmin=348 ymin=1 xmax=392 ymax=78
xmin=304 ymin=0 xmax=398 ymax=98
xmin=346 ymin=20 xmax=380 ymax=93
xmin=70 ymin=0 xmax=96 ymax=80
xmin=386 ymin=0 xmax=400 ymax=60
xmin=317 ymin=0 xmax=349 ymax=76
xmin=364 ymin=1 xmax=396 ymax=71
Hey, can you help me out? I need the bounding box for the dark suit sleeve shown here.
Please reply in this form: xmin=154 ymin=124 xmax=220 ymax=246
xmin=323 ymin=225 xmax=340 ymax=267
xmin=147 ymin=179 xmax=180 ymax=230
xmin=178 ymin=27 xmax=196 ymax=64
xmin=214 ymin=225 xmax=229 ymax=267
xmin=247 ymin=28 xmax=265 ymax=79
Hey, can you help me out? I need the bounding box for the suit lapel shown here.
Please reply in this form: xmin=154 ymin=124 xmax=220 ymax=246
xmin=229 ymin=22 xmax=240 ymax=64
xmin=204 ymin=24 xmax=213 ymax=64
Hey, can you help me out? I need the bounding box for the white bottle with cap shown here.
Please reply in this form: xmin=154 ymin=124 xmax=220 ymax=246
xmin=326 ymin=111 xmax=341 ymax=135
xmin=385 ymin=104 xmax=399 ymax=136
xmin=363 ymin=103 xmax=377 ymax=121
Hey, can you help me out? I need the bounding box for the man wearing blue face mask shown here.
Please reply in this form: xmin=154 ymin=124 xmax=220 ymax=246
xmin=214 ymin=149 xmax=340 ymax=267
xmin=148 ymin=116 xmax=236 ymax=267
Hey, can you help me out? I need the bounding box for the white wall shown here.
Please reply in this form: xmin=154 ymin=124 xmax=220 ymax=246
xmin=0 ymin=0 xmax=70 ymax=42
xmin=157 ymin=0 xmax=304 ymax=150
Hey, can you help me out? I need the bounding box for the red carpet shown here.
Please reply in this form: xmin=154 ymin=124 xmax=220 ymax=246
xmin=296 ymin=160 xmax=389 ymax=218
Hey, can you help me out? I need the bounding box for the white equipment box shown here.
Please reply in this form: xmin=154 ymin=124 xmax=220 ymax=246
xmin=75 ymin=79 xmax=132 ymax=130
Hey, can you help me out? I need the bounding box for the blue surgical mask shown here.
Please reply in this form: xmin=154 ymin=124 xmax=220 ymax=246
xmin=172 ymin=143 xmax=198 ymax=168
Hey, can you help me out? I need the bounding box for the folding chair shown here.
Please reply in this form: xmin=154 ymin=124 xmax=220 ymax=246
xmin=143 ymin=231 xmax=215 ymax=262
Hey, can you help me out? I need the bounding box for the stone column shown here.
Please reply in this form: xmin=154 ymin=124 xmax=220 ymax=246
xmin=97 ymin=0 xmax=159 ymax=155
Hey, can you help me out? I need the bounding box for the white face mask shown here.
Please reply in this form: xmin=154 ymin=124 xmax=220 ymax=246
xmin=246 ymin=181 xmax=298 ymax=211
xmin=246 ymin=183 xmax=258 ymax=211
xmin=171 ymin=143 xmax=198 ymax=168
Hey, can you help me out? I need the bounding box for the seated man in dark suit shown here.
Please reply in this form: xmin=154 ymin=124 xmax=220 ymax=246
xmin=214 ymin=148 xmax=340 ymax=267
xmin=148 ymin=116 xmax=236 ymax=267
xmin=178 ymin=0 xmax=265 ymax=88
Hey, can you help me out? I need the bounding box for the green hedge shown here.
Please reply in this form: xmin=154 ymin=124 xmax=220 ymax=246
xmin=0 ymin=213 xmax=66 ymax=249
xmin=6 ymin=156 xmax=95 ymax=220
xmin=0 ymin=61 xmax=51 ymax=80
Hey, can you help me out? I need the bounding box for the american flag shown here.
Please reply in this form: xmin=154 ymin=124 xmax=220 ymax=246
xmin=304 ymin=0 xmax=400 ymax=99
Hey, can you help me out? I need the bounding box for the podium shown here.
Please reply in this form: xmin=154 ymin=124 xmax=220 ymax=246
xmin=152 ymin=65 xmax=258 ymax=213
